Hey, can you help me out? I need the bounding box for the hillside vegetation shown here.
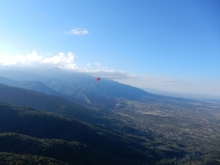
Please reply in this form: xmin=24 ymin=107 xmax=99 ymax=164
xmin=0 ymin=152 xmax=67 ymax=165
xmin=0 ymin=68 xmax=220 ymax=164
xmin=0 ymin=103 xmax=159 ymax=164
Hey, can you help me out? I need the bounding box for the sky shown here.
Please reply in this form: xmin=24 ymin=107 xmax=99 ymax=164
xmin=0 ymin=0 xmax=220 ymax=96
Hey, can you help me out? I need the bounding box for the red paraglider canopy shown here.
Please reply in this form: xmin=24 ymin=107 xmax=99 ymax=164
xmin=95 ymin=78 xmax=100 ymax=87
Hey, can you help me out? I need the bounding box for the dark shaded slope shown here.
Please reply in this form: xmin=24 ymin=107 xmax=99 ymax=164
xmin=0 ymin=133 xmax=140 ymax=165
xmin=0 ymin=83 xmax=105 ymax=123
xmin=0 ymin=103 xmax=160 ymax=164
xmin=0 ymin=152 xmax=67 ymax=165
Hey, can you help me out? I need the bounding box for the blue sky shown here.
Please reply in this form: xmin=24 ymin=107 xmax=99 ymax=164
xmin=0 ymin=0 xmax=220 ymax=96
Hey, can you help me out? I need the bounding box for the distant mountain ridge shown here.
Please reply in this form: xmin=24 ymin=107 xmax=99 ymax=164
xmin=0 ymin=68 xmax=167 ymax=110
xmin=0 ymin=75 xmax=79 ymax=103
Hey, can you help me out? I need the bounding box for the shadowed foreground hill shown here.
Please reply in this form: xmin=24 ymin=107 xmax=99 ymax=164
xmin=0 ymin=152 xmax=67 ymax=165
xmin=0 ymin=83 xmax=108 ymax=124
xmin=0 ymin=103 xmax=160 ymax=164
xmin=0 ymin=133 xmax=139 ymax=165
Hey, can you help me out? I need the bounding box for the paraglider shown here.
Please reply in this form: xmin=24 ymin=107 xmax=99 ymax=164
xmin=95 ymin=77 xmax=100 ymax=87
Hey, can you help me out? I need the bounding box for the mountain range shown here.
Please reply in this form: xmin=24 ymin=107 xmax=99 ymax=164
xmin=0 ymin=67 xmax=219 ymax=164
xmin=0 ymin=68 xmax=165 ymax=109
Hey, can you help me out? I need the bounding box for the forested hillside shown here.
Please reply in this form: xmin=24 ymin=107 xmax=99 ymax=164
xmin=0 ymin=69 xmax=220 ymax=164
xmin=0 ymin=103 xmax=160 ymax=164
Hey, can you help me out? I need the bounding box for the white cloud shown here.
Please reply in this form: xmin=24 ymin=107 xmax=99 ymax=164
xmin=67 ymin=28 xmax=89 ymax=35
xmin=0 ymin=50 xmax=136 ymax=79
xmin=0 ymin=51 xmax=76 ymax=69
xmin=94 ymin=62 xmax=101 ymax=66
